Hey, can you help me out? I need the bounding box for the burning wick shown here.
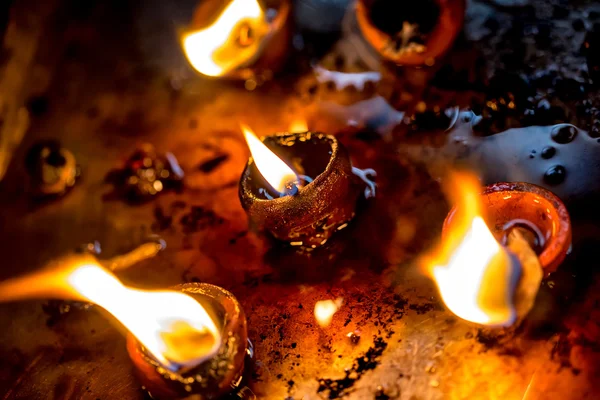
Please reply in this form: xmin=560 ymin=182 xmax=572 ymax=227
xmin=424 ymin=172 xmax=548 ymax=327
xmin=238 ymin=125 xmax=376 ymax=249
xmin=0 ymin=244 xmax=249 ymax=399
xmin=314 ymin=298 xmax=343 ymax=328
xmin=241 ymin=123 xmax=300 ymax=196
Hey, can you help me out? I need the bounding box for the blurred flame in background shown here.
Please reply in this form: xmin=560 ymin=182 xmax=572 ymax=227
xmin=182 ymin=0 xmax=269 ymax=77
xmin=289 ymin=119 xmax=308 ymax=133
xmin=314 ymin=297 xmax=343 ymax=327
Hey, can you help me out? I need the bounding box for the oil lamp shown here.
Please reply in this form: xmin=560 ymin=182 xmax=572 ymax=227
xmin=355 ymin=0 xmax=466 ymax=67
xmin=238 ymin=125 xmax=376 ymax=249
xmin=424 ymin=172 xmax=571 ymax=327
xmin=181 ymin=0 xmax=292 ymax=81
xmin=127 ymin=283 xmax=248 ymax=400
xmin=0 ymin=245 xmax=249 ymax=400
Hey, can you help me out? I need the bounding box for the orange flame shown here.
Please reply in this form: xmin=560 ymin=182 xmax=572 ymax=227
xmin=182 ymin=0 xmax=268 ymax=77
xmin=0 ymin=259 xmax=221 ymax=370
xmin=289 ymin=119 xmax=308 ymax=133
xmin=424 ymin=172 xmax=519 ymax=326
xmin=241 ymin=124 xmax=298 ymax=193
xmin=314 ymin=298 xmax=343 ymax=327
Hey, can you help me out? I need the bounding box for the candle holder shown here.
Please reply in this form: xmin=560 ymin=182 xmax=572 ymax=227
xmin=127 ymin=283 xmax=249 ymax=400
xmin=355 ymin=0 xmax=465 ymax=67
xmin=443 ymin=182 xmax=572 ymax=275
xmin=182 ymin=0 xmax=292 ymax=81
xmin=239 ymin=131 xmax=376 ymax=249
xmin=25 ymin=140 xmax=80 ymax=198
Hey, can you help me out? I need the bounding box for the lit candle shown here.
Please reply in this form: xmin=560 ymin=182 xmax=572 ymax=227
xmin=238 ymin=124 xmax=376 ymax=249
xmin=181 ymin=0 xmax=292 ymax=81
xmin=0 ymin=244 xmax=249 ymax=399
xmin=424 ymin=172 xmax=571 ymax=327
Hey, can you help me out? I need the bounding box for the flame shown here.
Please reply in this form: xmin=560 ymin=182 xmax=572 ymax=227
xmin=289 ymin=119 xmax=308 ymax=133
xmin=241 ymin=124 xmax=298 ymax=193
xmin=314 ymin=298 xmax=343 ymax=327
xmin=425 ymin=172 xmax=520 ymax=326
xmin=182 ymin=0 xmax=268 ymax=77
xmin=0 ymin=259 xmax=221 ymax=370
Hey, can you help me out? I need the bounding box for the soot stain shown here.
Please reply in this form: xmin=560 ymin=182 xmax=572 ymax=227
xmin=179 ymin=206 xmax=225 ymax=233
xmin=198 ymin=154 xmax=229 ymax=173
xmin=316 ymin=337 xmax=388 ymax=399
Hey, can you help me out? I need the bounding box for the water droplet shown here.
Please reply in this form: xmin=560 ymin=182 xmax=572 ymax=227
xmin=551 ymin=124 xmax=578 ymax=144
xmin=541 ymin=146 xmax=556 ymax=159
xmin=544 ymin=165 xmax=566 ymax=185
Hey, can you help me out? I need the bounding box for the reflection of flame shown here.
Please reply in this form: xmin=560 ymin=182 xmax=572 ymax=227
xmin=314 ymin=298 xmax=343 ymax=327
xmin=289 ymin=119 xmax=308 ymax=133
xmin=0 ymin=260 xmax=221 ymax=370
xmin=182 ymin=0 xmax=267 ymax=77
xmin=425 ymin=172 xmax=519 ymax=327
xmin=241 ymin=123 xmax=298 ymax=193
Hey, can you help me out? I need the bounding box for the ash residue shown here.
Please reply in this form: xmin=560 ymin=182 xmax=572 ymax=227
xmin=180 ymin=206 xmax=225 ymax=233
xmin=317 ymin=337 xmax=388 ymax=399
xmin=408 ymin=302 xmax=438 ymax=315
xmin=197 ymin=154 xmax=229 ymax=173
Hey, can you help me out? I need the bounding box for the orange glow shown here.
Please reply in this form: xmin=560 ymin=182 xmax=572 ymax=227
xmin=289 ymin=119 xmax=308 ymax=133
xmin=182 ymin=0 xmax=267 ymax=77
xmin=241 ymin=123 xmax=298 ymax=193
xmin=314 ymin=298 xmax=343 ymax=327
xmin=424 ymin=172 xmax=519 ymax=326
xmin=0 ymin=260 xmax=220 ymax=370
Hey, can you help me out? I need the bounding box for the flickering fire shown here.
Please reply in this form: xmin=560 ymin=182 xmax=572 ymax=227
xmin=182 ymin=0 xmax=268 ymax=77
xmin=314 ymin=298 xmax=343 ymax=327
xmin=424 ymin=173 xmax=520 ymax=327
xmin=0 ymin=259 xmax=221 ymax=370
xmin=289 ymin=119 xmax=308 ymax=133
xmin=241 ymin=124 xmax=298 ymax=193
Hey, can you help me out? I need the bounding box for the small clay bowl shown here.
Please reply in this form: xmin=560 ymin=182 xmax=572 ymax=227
xmin=355 ymin=0 xmax=465 ymax=66
xmin=443 ymin=182 xmax=572 ymax=274
xmin=239 ymin=132 xmax=366 ymax=249
xmin=127 ymin=283 xmax=247 ymax=400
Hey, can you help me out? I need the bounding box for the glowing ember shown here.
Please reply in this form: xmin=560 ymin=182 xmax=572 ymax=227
xmin=425 ymin=172 xmax=521 ymax=327
xmin=314 ymin=298 xmax=343 ymax=327
xmin=182 ymin=0 xmax=268 ymax=77
xmin=241 ymin=123 xmax=298 ymax=193
xmin=289 ymin=119 xmax=308 ymax=133
xmin=0 ymin=259 xmax=221 ymax=370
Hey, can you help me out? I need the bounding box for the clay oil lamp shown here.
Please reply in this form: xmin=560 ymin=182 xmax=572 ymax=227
xmin=355 ymin=0 xmax=465 ymax=67
xmin=423 ymin=172 xmax=571 ymax=327
xmin=0 ymin=246 xmax=249 ymax=400
xmin=181 ymin=0 xmax=292 ymax=82
xmin=238 ymin=124 xmax=376 ymax=249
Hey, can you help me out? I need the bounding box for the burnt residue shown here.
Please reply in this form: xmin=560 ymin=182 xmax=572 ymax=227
xmin=152 ymin=206 xmax=172 ymax=231
xmin=317 ymin=337 xmax=388 ymax=399
xmin=408 ymin=302 xmax=438 ymax=315
xmin=197 ymin=154 xmax=229 ymax=173
xmin=104 ymin=144 xmax=184 ymax=203
xmin=179 ymin=206 xmax=225 ymax=233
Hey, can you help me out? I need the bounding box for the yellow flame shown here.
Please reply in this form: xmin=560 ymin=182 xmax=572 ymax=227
xmin=425 ymin=172 xmax=518 ymax=326
xmin=314 ymin=298 xmax=343 ymax=327
xmin=0 ymin=259 xmax=220 ymax=370
xmin=241 ymin=124 xmax=298 ymax=193
xmin=289 ymin=119 xmax=308 ymax=133
xmin=182 ymin=0 xmax=267 ymax=77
